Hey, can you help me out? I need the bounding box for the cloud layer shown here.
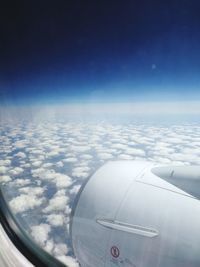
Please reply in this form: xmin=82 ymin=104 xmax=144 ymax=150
xmin=1 ymin=119 xmax=200 ymax=266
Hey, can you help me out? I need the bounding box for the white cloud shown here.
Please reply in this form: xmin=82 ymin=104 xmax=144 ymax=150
xmin=125 ymin=147 xmax=145 ymax=157
xmin=53 ymin=173 xmax=72 ymax=189
xmin=111 ymin=143 xmax=128 ymax=150
xmin=14 ymin=140 xmax=27 ymax=149
xmin=150 ymin=156 xmax=172 ymax=164
xmin=46 ymin=150 xmax=60 ymax=158
xmin=32 ymin=155 xmax=46 ymax=164
xmin=42 ymin=163 xmax=53 ymax=168
xmin=43 ymin=195 xmax=69 ymax=213
xmin=181 ymin=147 xmax=200 ymax=156
xmin=164 ymin=137 xmax=186 ymax=144
xmin=70 ymin=145 xmax=91 ymax=153
xmin=0 ymin=159 xmax=11 ymax=166
xmin=31 ymin=224 xmax=51 ymax=247
xmin=80 ymin=154 xmax=93 ymax=160
xmin=15 ymin=152 xmax=26 ymax=159
xmin=70 ymin=185 xmax=81 ymax=195
xmin=9 ymin=194 xmax=45 ymax=213
xmin=127 ymin=141 xmax=137 ymax=146
xmin=21 ymin=163 xmax=31 ymax=168
xmin=65 ymin=152 xmax=76 ymax=158
xmin=56 ymin=255 xmax=79 ymax=267
xmin=31 ymin=168 xmax=72 ymax=188
xmin=46 ymin=214 xmax=65 ymax=227
xmin=65 ymin=205 xmax=71 ymax=216
xmin=55 ymin=189 xmax=66 ymax=196
xmin=0 ymin=166 xmax=7 ymax=174
xmin=44 ymin=239 xmax=54 ymax=254
xmin=56 ymin=161 xmax=64 ymax=168
xmin=118 ymin=154 xmax=133 ymax=160
xmin=63 ymin=157 xmax=78 ymax=163
xmin=9 ymin=167 xmax=24 ymax=176
xmin=151 ymin=146 xmax=175 ymax=156
xmin=0 ymin=175 xmax=11 ymax=183
xmin=19 ymin=186 xmax=45 ymax=196
xmin=31 ymin=167 xmax=46 ymax=177
xmin=31 ymin=161 xmax=43 ymax=167
xmin=12 ymin=179 xmax=31 ymax=187
xmin=97 ymin=152 xmax=113 ymax=160
xmin=29 ymin=149 xmax=44 ymax=155
xmin=72 ymin=166 xmax=90 ymax=179
xmin=53 ymin=243 xmax=68 ymax=257
xmin=168 ymin=152 xmax=200 ymax=164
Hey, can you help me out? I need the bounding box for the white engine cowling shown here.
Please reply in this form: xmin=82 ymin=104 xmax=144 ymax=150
xmin=70 ymin=161 xmax=200 ymax=267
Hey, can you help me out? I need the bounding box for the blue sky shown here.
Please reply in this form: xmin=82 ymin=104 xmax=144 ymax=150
xmin=1 ymin=1 xmax=200 ymax=106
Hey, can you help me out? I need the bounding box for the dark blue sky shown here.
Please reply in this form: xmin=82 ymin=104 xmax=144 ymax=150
xmin=1 ymin=0 xmax=200 ymax=104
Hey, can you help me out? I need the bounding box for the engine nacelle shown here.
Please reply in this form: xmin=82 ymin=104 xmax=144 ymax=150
xmin=70 ymin=161 xmax=200 ymax=267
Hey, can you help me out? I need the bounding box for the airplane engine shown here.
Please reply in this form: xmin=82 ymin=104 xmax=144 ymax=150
xmin=70 ymin=161 xmax=200 ymax=267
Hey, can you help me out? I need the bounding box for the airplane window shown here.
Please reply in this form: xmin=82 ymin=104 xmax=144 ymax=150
xmin=1 ymin=1 xmax=200 ymax=267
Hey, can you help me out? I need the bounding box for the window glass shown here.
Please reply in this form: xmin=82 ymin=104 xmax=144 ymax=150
xmin=1 ymin=1 xmax=200 ymax=267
